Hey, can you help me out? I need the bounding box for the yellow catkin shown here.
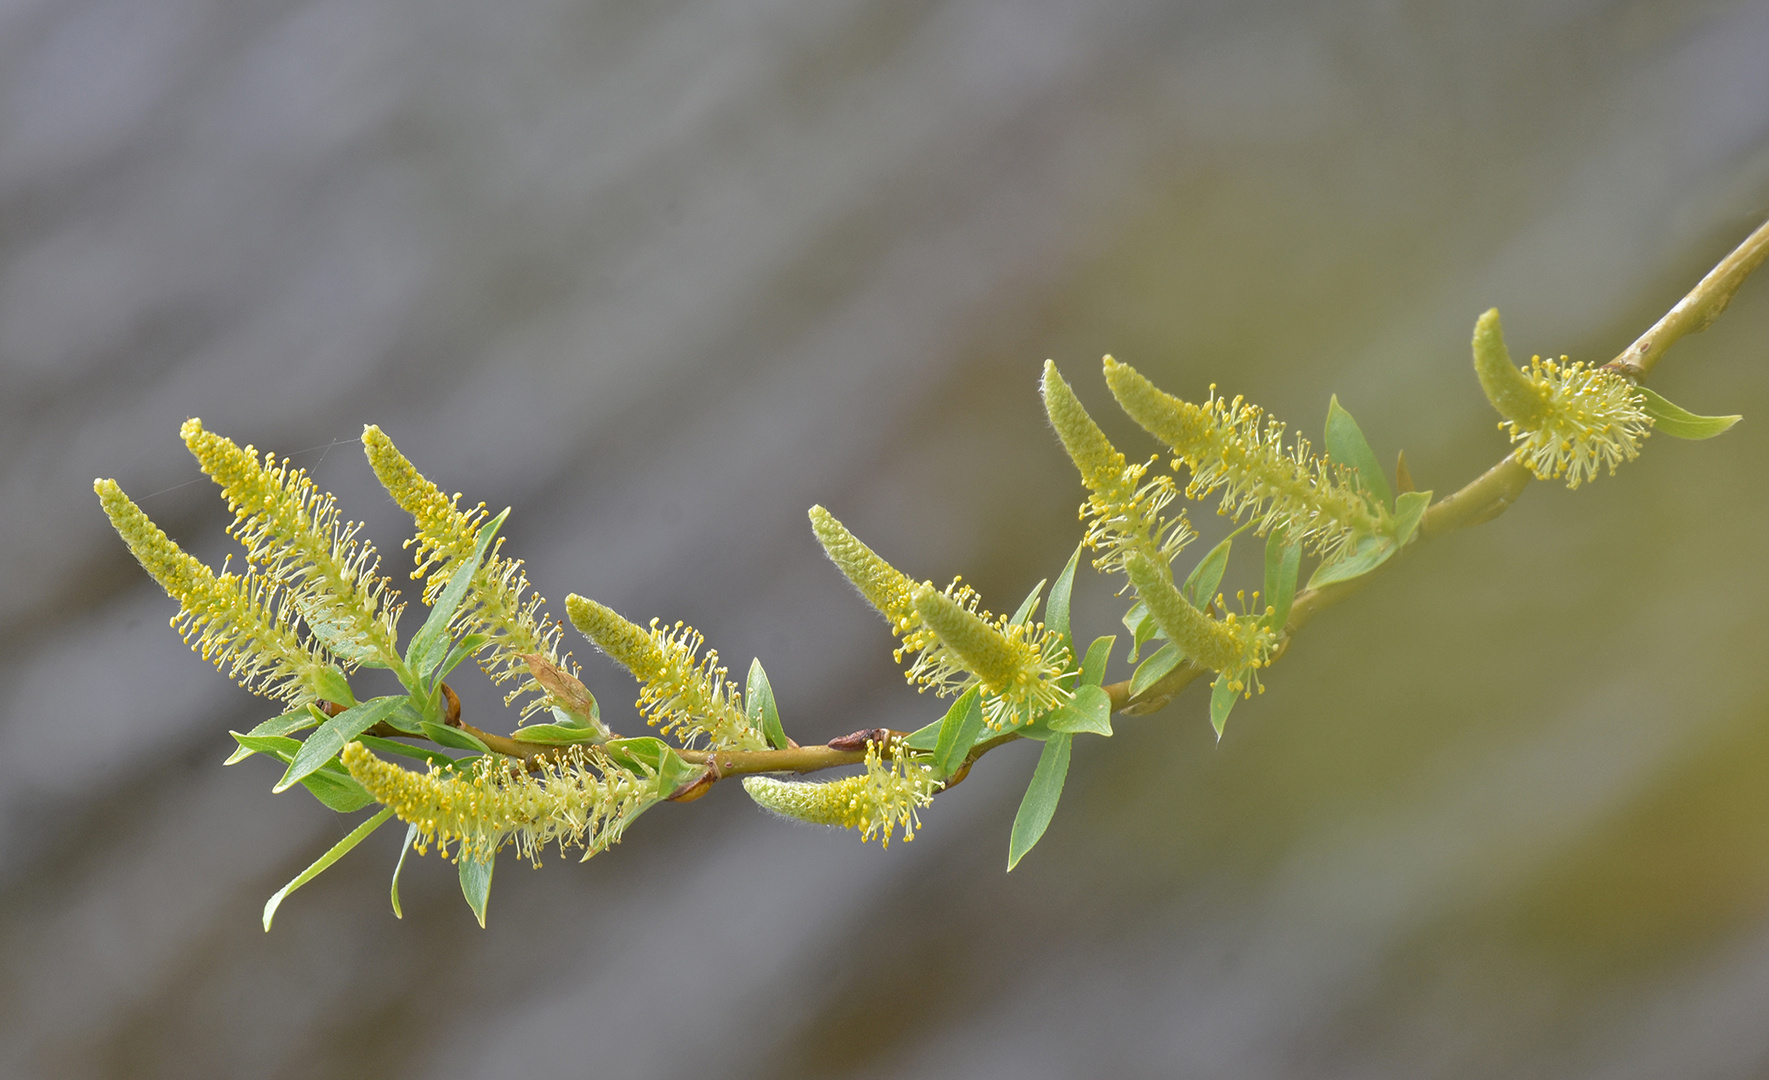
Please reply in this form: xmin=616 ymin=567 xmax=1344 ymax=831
xmin=96 ymin=479 xmax=334 ymax=704
xmin=181 ymin=419 xmax=402 ymax=666
xmin=1102 ymin=358 xmax=1387 ymax=559
xmin=808 ymin=506 xmax=920 ymax=638
xmin=741 ymin=741 xmax=937 ymax=847
xmin=910 ymin=584 xmax=1070 ymax=729
xmin=1042 ymin=360 xmax=1194 ymax=574
xmin=566 ymin=595 xmax=765 ymax=750
xmin=808 ymin=508 xmax=1069 ymax=728
xmin=341 ymin=742 xmax=656 ymax=865
xmin=1469 ymin=311 xmax=1650 ymax=488
xmin=1123 ymin=550 xmax=1271 ymax=688
xmin=363 ymin=425 xmax=575 ymax=716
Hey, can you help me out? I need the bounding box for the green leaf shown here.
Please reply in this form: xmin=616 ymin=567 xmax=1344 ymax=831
xmin=932 ymin=686 xmax=985 ymax=779
xmin=1129 ymin=642 xmax=1184 ymax=697
xmin=1306 ymin=534 xmax=1397 ymax=589
xmin=602 ymin=737 xmax=700 ymax=793
xmin=459 ymin=851 xmax=495 ymax=929
xmin=508 ymin=723 xmax=602 ymax=746
xmin=1636 ymin=386 xmax=1741 ymax=439
xmin=1390 ymin=489 xmax=1432 ymax=548
xmin=1325 ymin=395 xmax=1393 ymax=508
xmin=390 ymin=823 xmax=418 ymax=920
xmin=1078 ymin=635 xmax=1114 ymax=688
xmin=273 ymin=695 xmax=409 ymax=794
xmin=1182 ymin=525 xmax=1245 ymax=610
xmin=1046 ymin=543 xmax=1083 ymax=663
xmin=1008 ymin=578 xmax=1047 ymax=628
xmin=309 ymin=666 xmax=357 ymax=709
xmin=1262 ymin=531 xmax=1301 ymax=631
xmin=1007 ymin=733 xmax=1072 ymax=870
xmin=407 ymin=508 xmax=509 ymax=687
xmin=1122 ymin=601 xmax=1164 ymax=663
xmin=903 ymin=718 xmax=943 ymax=751
xmin=232 ymin=732 xmax=377 ymax=812
xmin=746 ymin=659 xmax=789 ymax=750
xmin=1046 ymin=684 xmax=1111 ymax=737
xmin=354 ymin=733 xmax=470 ymax=770
xmin=299 ymin=606 xmax=385 ymax=667
xmin=433 ymin=633 xmax=490 ymax=683
xmin=420 ymin=720 xmax=489 ymax=753
xmin=263 ymin=805 xmax=395 ymax=931
xmin=378 ymin=699 xmax=427 ymax=736
xmin=1209 ymin=672 xmax=1238 ymax=740
xmin=225 ymin=706 xmax=323 ymax=764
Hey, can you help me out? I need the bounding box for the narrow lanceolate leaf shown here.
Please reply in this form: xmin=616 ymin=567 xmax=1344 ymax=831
xmin=225 ymin=706 xmax=324 ymax=763
xmin=1182 ymin=526 xmax=1243 ymax=610
xmin=407 ymin=508 xmax=507 ymax=686
xmin=229 ymin=732 xmax=376 ymax=812
xmin=933 ymin=686 xmax=985 ymax=779
xmin=1306 ymin=535 xmax=1395 ymax=590
xmin=1324 ymin=395 xmax=1393 ymax=509
xmin=509 ymin=723 xmax=603 ymax=745
xmin=1008 ymin=733 xmax=1072 ymax=871
xmin=420 ymin=721 xmax=490 ymax=753
xmin=1046 ymin=684 xmax=1112 ymax=737
xmin=746 ymin=659 xmax=789 ymax=750
xmin=1390 ymin=490 xmax=1432 ymax=548
xmin=1209 ymin=672 xmax=1238 ymax=740
xmin=274 ymin=695 xmax=409 ymax=794
xmin=390 ymin=823 xmax=418 ymax=919
xmin=1077 ymin=635 xmax=1114 ymax=689
xmin=1121 ymin=600 xmax=1162 ymax=663
xmin=1008 ymin=579 xmax=1047 ymax=629
xmin=1262 ymin=530 xmax=1301 ymax=632
xmin=459 ymin=851 xmax=495 ymax=929
xmin=263 ymin=806 xmax=395 ymax=931
xmin=1130 ymin=642 xmax=1184 ymax=698
xmin=1046 ymin=543 xmax=1083 ymax=663
xmin=1635 ymin=386 xmax=1741 ymax=439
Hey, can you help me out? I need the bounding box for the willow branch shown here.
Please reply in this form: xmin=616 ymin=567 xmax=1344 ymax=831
xmin=1606 ymin=215 xmax=1769 ymax=381
xmin=379 ymin=217 xmax=1768 ymax=797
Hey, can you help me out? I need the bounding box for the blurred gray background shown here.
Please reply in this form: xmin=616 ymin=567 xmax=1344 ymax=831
xmin=4 ymin=0 xmax=1769 ymax=1076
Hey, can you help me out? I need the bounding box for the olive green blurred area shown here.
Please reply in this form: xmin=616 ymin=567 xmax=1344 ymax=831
xmin=3 ymin=0 xmax=1768 ymax=1077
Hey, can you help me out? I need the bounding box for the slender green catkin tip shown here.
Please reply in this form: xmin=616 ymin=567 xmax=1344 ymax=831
xmin=1042 ymin=360 xmax=1124 ymax=491
xmin=1122 ymin=551 xmax=1240 ymax=674
xmin=742 ymin=774 xmax=870 ymax=827
xmin=911 ymin=583 xmax=1021 ymax=692
xmin=1101 ymin=355 xmax=1208 ymax=452
xmin=566 ymin=594 xmax=661 ymax=676
xmin=95 ymin=478 xmax=182 ymax=586
xmin=1472 ymin=308 xmax=1547 ymax=426
xmin=808 ymin=506 xmax=917 ymax=632
xmin=742 ymin=741 xmax=935 ymax=847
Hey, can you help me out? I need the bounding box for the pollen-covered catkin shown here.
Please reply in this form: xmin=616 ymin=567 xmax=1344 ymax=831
xmin=95 ymin=478 xmax=335 ymax=704
xmin=910 ymin=584 xmax=1070 ymax=728
xmin=1123 ymin=550 xmax=1271 ymax=685
xmin=364 ymin=425 xmax=575 ymax=718
xmin=566 ymin=594 xmax=766 ymax=749
xmin=741 ymin=740 xmax=937 ymax=847
xmin=808 ymin=506 xmax=920 ymax=638
xmin=1041 ymin=360 xmax=1194 ymax=574
xmin=181 ymin=419 xmax=402 ymax=666
xmin=1470 ymin=309 xmax=1651 ymax=488
xmin=341 ymin=742 xmax=657 ymax=864
xmin=1102 ymin=358 xmax=1387 ymax=559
